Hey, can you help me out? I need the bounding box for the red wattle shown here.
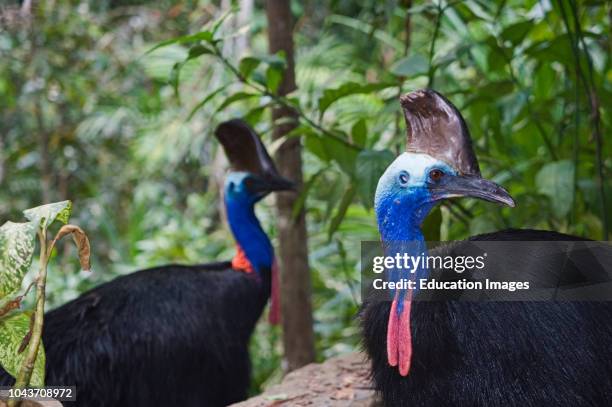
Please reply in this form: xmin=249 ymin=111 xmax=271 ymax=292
xmin=387 ymin=297 xmax=400 ymax=367
xmin=268 ymin=260 xmax=281 ymax=325
xmin=398 ymin=296 xmax=412 ymax=376
xmin=387 ymin=292 xmax=413 ymax=376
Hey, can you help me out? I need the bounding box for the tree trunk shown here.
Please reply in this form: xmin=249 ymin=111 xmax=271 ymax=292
xmin=265 ymin=0 xmax=315 ymax=372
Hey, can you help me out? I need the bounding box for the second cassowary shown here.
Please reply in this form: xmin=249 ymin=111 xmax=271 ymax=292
xmin=0 ymin=119 xmax=292 ymax=407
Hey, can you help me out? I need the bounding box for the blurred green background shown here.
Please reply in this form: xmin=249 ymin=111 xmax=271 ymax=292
xmin=0 ymin=0 xmax=610 ymax=394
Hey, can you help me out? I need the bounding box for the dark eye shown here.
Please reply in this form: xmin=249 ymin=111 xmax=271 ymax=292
xmin=243 ymin=178 xmax=255 ymax=190
xmin=429 ymin=169 xmax=445 ymax=181
xmin=398 ymin=171 xmax=410 ymax=186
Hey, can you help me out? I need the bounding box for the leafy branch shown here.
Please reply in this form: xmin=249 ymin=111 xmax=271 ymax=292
xmin=207 ymin=43 xmax=362 ymax=151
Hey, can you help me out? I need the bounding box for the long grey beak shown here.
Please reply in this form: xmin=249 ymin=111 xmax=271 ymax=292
xmin=429 ymin=175 xmax=515 ymax=207
xmin=247 ymin=174 xmax=296 ymax=195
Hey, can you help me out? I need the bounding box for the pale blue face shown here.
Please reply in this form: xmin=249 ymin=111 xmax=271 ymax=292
xmin=224 ymin=172 xmax=263 ymax=206
xmin=375 ymin=153 xmax=456 ymax=237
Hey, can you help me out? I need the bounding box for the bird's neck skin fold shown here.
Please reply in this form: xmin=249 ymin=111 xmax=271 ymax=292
xmin=375 ymin=188 xmax=434 ymax=305
xmin=224 ymin=195 xmax=274 ymax=284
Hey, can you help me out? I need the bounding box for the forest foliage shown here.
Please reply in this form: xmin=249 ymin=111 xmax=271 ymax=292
xmin=0 ymin=0 xmax=610 ymax=393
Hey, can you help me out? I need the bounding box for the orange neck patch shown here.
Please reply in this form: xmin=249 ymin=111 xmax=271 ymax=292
xmin=231 ymin=244 xmax=255 ymax=274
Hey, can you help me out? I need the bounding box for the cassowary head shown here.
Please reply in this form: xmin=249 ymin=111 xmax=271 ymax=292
xmin=375 ymin=89 xmax=514 ymax=238
xmin=215 ymin=119 xmax=295 ymax=205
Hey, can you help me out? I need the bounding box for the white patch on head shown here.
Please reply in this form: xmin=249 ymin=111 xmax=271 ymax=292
xmin=374 ymin=153 xmax=456 ymax=208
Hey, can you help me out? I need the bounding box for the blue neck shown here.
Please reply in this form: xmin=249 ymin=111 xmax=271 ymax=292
xmin=375 ymin=188 xmax=432 ymax=243
xmin=225 ymin=196 xmax=274 ymax=278
xmin=375 ymin=190 xmax=434 ymax=312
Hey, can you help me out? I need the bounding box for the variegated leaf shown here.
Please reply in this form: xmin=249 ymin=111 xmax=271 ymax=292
xmin=23 ymin=201 xmax=72 ymax=229
xmin=0 ymin=312 xmax=45 ymax=387
xmin=0 ymin=222 xmax=36 ymax=300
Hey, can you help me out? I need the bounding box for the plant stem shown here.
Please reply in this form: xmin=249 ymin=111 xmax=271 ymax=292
xmin=211 ymin=44 xmax=361 ymax=151
xmin=10 ymin=229 xmax=48 ymax=405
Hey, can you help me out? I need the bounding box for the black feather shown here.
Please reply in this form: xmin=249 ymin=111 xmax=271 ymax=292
xmin=362 ymin=229 xmax=612 ymax=406
xmin=1 ymin=262 xmax=270 ymax=407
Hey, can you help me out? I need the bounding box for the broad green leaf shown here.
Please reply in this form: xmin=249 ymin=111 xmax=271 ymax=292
xmin=390 ymin=54 xmax=428 ymax=77
xmin=355 ymin=149 xmax=394 ymax=208
xmin=535 ymin=160 xmax=575 ymax=218
xmin=0 ymin=312 xmax=46 ymax=387
xmin=322 ymin=134 xmax=360 ymax=176
xmin=239 ymin=57 xmax=261 ymax=78
xmin=244 ymin=105 xmax=269 ymax=125
xmin=187 ymin=44 xmax=213 ymax=60
xmin=303 ymin=130 xmax=360 ymax=176
xmin=0 ymin=222 xmax=36 ymax=300
xmin=304 ymin=133 xmax=329 ymax=162
xmin=146 ymin=30 xmax=215 ymax=55
xmin=501 ymin=20 xmax=532 ymax=45
xmin=214 ymin=92 xmax=257 ymax=113
xmin=351 ymin=119 xmax=367 ymax=148
xmin=422 ymin=206 xmax=442 ymax=241
xmin=266 ymin=66 xmax=283 ymax=94
xmin=23 ymin=201 xmax=72 ymax=229
xmin=318 ymin=82 xmax=394 ymax=117
xmin=328 ymin=185 xmax=356 ymax=240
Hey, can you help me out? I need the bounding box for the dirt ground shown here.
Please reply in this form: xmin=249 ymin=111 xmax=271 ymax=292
xmin=232 ymin=352 xmax=381 ymax=407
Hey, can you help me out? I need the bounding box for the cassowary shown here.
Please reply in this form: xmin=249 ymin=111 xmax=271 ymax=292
xmin=361 ymin=89 xmax=612 ymax=406
xmin=0 ymin=119 xmax=292 ymax=407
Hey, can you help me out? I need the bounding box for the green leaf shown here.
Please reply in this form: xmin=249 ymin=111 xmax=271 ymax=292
xmin=214 ymin=92 xmax=257 ymax=113
xmin=501 ymin=20 xmax=532 ymax=45
xmin=0 ymin=312 xmax=46 ymax=387
xmin=535 ymin=160 xmax=575 ymax=218
xmin=318 ymin=82 xmax=394 ymax=117
xmin=187 ymin=44 xmax=213 ymax=61
xmin=355 ymin=149 xmax=394 ymax=208
xmin=188 ymin=84 xmax=229 ymax=120
xmin=351 ymin=119 xmax=367 ymax=148
xmin=390 ymin=54 xmax=429 ymax=77
xmin=146 ymin=30 xmax=215 ymax=55
xmin=324 ymin=135 xmax=360 ymax=175
xmin=239 ymin=57 xmax=261 ymax=78
xmin=0 ymin=222 xmax=36 ymax=300
xmin=304 ymin=131 xmax=359 ymax=175
xmin=266 ymin=66 xmax=283 ymax=94
xmin=244 ymin=104 xmax=269 ymax=125
xmin=23 ymin=200 xmax=72 ymax=229
xmin=422 ymin=206 xmax=442 ymax=241
xmin=328 ymin=185 xmax=356 ymax=241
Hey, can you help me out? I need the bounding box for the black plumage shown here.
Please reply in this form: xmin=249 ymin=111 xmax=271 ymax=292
xmin=3 ymin=262 xmax=267 ymax=406
xmin=362 ymin=230 xmax=612 ymax=407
